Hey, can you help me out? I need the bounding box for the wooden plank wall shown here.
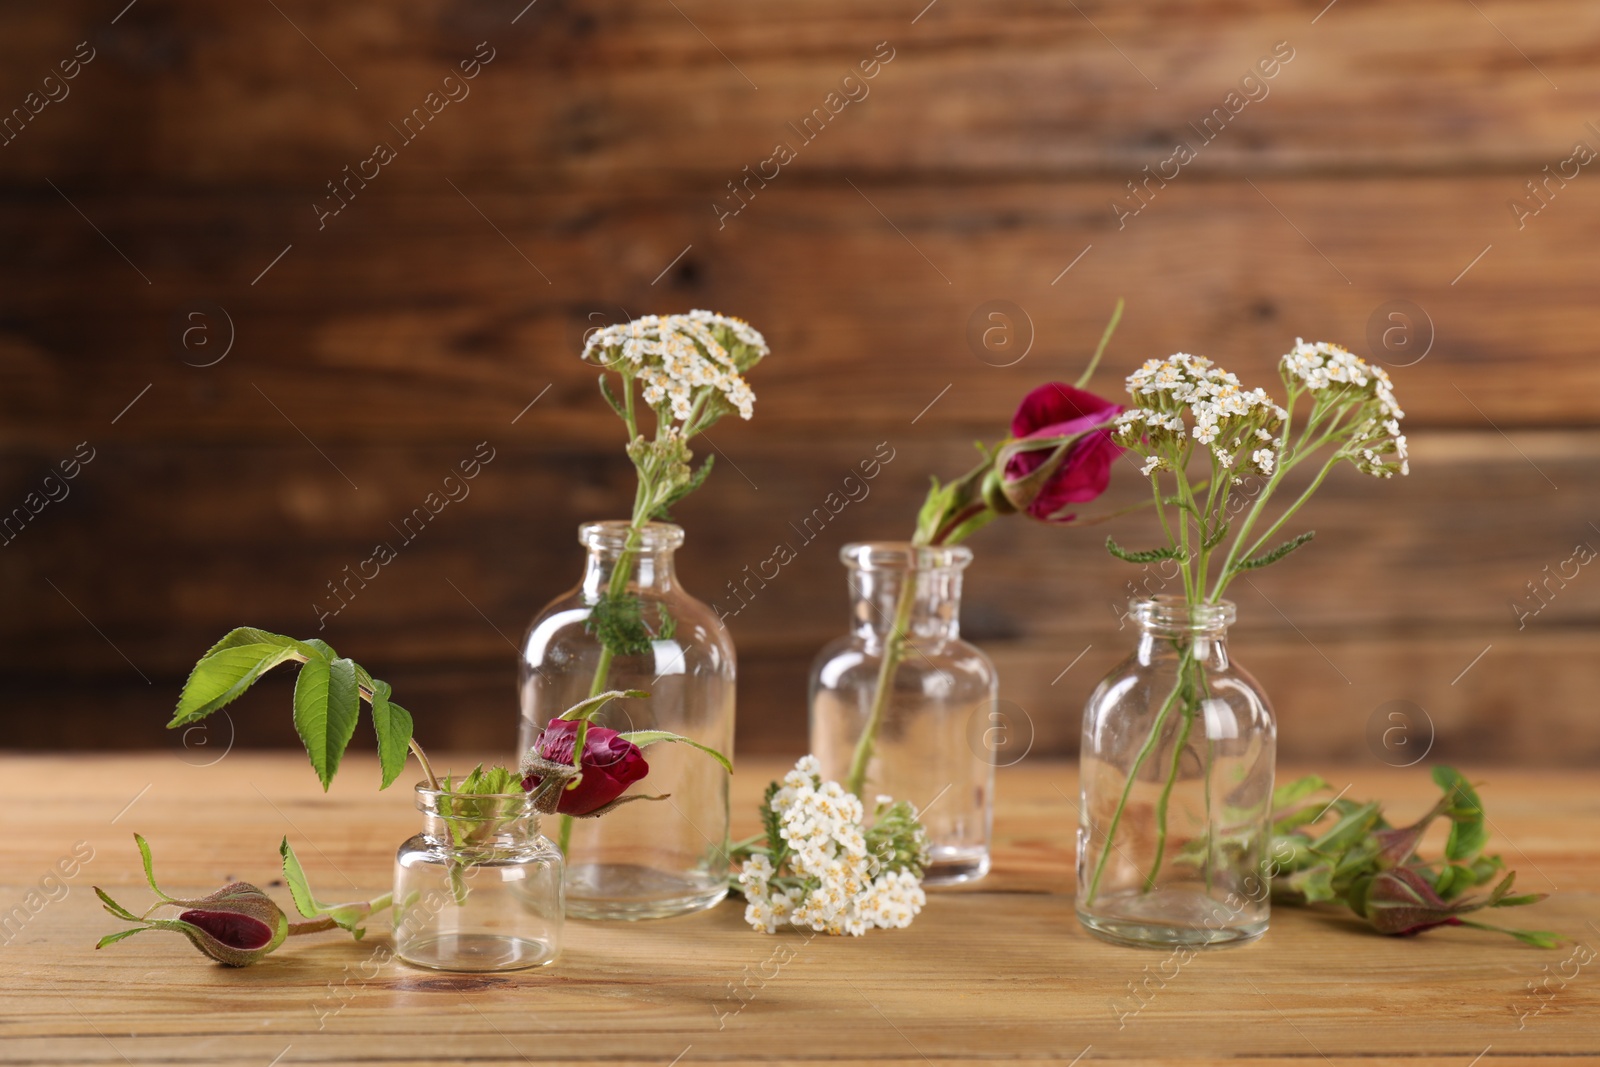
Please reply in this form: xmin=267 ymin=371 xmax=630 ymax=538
xmin=2 ymin=0 xmax=1597 ymax=764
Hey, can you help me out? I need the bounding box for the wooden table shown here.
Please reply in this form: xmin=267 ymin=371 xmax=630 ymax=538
xmin=2 ymin=754 xmax=1596 ymax=1066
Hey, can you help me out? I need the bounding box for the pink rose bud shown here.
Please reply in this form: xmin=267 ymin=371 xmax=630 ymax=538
xmin=169 ymin=883 xmax=289 ymax=966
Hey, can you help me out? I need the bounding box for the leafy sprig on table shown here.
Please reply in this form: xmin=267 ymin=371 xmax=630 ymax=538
xmin=1269 ymin=767 xmax=1558 ymax=947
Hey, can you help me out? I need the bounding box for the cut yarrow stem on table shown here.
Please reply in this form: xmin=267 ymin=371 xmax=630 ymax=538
xmin=1077 ymin=341 xmax=1412 ymax=948
xmin=728 ymin=756 xmax=930 ymax=936
xmin=94 ymin=628 xmax=727 ymax=970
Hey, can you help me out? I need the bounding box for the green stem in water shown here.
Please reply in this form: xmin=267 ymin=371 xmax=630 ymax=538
xmin=845 ymin=571 xmax=919 ymax=799
xmin=1144 ymin=655 xmax=1197 ymax=892
xmin=1084 ymin=644 xmax=1195 ymax=906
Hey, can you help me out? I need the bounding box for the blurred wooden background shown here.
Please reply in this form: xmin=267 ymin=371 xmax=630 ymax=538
xmin=2 ymin=0 xmax=1597 ymax=764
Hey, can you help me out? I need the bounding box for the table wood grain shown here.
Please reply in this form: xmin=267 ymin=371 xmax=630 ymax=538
xmin=1 ymin=753 xmax=1596 ymax=1066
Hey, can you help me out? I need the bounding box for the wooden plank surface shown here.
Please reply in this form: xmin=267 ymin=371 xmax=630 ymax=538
xmin=0 ymin=753 xmax=1595 ymax=1065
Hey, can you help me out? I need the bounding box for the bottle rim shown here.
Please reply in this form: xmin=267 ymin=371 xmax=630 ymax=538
xmin=413 ymin=782 xmax=539 ymax=821
xmin=840 ymin=541 xmax=973 ymax=572
xmin=1130 ymin=595 xmax=1237 ymax=631
xmin=579 ymin=520 xmax=684 ymax=552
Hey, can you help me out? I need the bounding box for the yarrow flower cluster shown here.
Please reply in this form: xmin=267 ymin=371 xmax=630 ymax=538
xmin=733 ymin=756 xmax=928 ymax=937
xmin=1281 ymin=339 xmax=1407 ymax=478
xmin=1115 ymin=353 xmax=1287 ymax=480
xmin=583 ymin=310 xmax=767 ymax=422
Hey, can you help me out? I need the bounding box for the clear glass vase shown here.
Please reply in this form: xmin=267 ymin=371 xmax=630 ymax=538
xmin=809 ymin=542 xmax=996 ymax=885
xmin=518 ymin=521 xmax=734 ymax=920
xmin=393 ymin=786 xmax=563 ymax=972
xmin=1076 ymin=596 xmax=1276 ymax=948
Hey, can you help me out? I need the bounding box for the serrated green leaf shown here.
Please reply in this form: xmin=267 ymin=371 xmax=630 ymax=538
xmin=1238 ymin=530 xmax=1316 ymax=571
xmin=1434 ymin=767 xmax=1491 ymax=864
xmin=301 ymin=639 xmax=337 ymax=662
xmin=169 ymin=643 xmax=304 ymax=728
xmin=96 ymin=927 xmax=153 ymax=949
xmin=1105 ymin=536 xmax=1184 ymax=565
xmin=368 ymin=679 xmax=413 ymax=790
xmin=200 ymin=627 xmax=310 ymax=658
xmin=94 ymin=886 xmax=140 ymax=921
xmin=279 ymin=837 xmax=320 ymax=918
xmin=292 ymin=655 xmax=362 ymax=791
xmin=134 ymin=833 xmax=172 ymax=901
xmin=619 ymin=729 xmax=734 ymax=774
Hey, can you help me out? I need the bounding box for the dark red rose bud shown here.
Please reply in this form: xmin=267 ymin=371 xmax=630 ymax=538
xmin=523 ymin=719 xmax=649 ymax=816
xmin=169 ymin=882 xmax=289 ymax=966
xmin=1002 ymin=382 xmax=1124 ymax=523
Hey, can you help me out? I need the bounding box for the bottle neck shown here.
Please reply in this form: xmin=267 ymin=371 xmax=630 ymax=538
xmin=579 ymin=521 xmax=682 ymax=597
xmin=844 ymin=542 xmax=972 ymax=649
xmin=415 ymin=788 xmax=539 ymax=851
xmin=1132 ymin=597 xmax=1235 ymax=670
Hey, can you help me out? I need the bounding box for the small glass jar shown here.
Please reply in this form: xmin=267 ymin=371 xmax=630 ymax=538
xmin=809 ymin=542 xmax=997 ymax=885
xmin=393 ymin=786 xmax=563 ymax=972
xmin=1076 ymin=597 xmax=1276 ymax=948
xmin=519 ymin=521 xmax=734 ymax=920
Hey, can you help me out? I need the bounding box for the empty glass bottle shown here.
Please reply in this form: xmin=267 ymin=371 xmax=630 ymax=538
xmin=1077 ymin=597 xmax=1276 ymax=947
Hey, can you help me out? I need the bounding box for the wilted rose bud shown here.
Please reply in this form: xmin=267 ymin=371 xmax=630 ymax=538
xmin=522 ymin=719 xmax=649 ymax=816
xmin=97 ymin=881 xmax=289 ymax=967
xmin=173 ymin=883 xmax=290 ymax=966
xmin=998 ymin=382 xmax=1124 ymax=523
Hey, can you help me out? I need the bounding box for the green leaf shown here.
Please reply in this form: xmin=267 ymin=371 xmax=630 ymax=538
xmin=1287 ymin=864 xmax=1337 ymax=903
xmin=200 ymin=627 xmax=312 ymax=659
xmin=1433 ymin=767 xmax=1491 ymax=864
xmin=1238 ymin=530 xmax=1316 ymax=571
xmin=1307 ymin=801 xmax=1382 ymax=857
xmin=96 ymin=927 xmax=153 ymax=950
xmin=368 ymin=679 xmax=414 ymax=790
xmin=134 ymin=833 xmax=173 ymax=901
xmin=292 ymin=655 xmax=362 ymax=791
xmin=94 ymin=886 xmax=140 ymax=922
xmin=1273 ymin=774 xmax=1331 ymax=810
xmin=1105 ymin=536 xmax=1184 ymax=565
xmin=1201 ymin=522 xmax=1230 ymax=551
xmin=169 ymin=643 xmax=304 ymax=728
xmin=598 ymin=373 xmax=628 ymax=420
xmin=279 ymin=837 xmax=320 ymax=918
xmin=652 ymin=455 xmax=715 ymax=521
xmin=585 ymin=592 xmax=658 ymax=657
xmin=619 ymin=730 xmax=734 ymax=774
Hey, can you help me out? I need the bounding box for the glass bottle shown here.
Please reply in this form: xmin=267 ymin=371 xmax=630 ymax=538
xmin=809 ymin=542 xmax=997 ymax=885
xmin=1076 ymin=596 xmax=1276 ymax=947
xmin=519 ymin=521 xmax=734 ymax=920
xmin=393 ymin=786 xmax=563 ymax=972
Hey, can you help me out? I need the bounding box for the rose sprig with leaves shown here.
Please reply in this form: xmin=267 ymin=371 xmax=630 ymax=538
xmin=1267 ymin=768 xmax=1557 ymax=947
xmin=579 ymin=310 xmax=769 ymax=684
xmin=846 ymin=301 xmax=1130 ymax=797
xmin=95 ymin=628 xmax=731 ymax=965
xmin=95 ymin=834 xmax=389 ymax=967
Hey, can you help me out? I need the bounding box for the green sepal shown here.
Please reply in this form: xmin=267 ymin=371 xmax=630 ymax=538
xmin=134 ymin=833 xmax=173 ymax=901
xmin=96 ymin=927 xmax=151 ymax=949
xmin=619 ymin=729 xmax=733 ymax=774
xmin=94 ymin=886 xmax=141 ymax=922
